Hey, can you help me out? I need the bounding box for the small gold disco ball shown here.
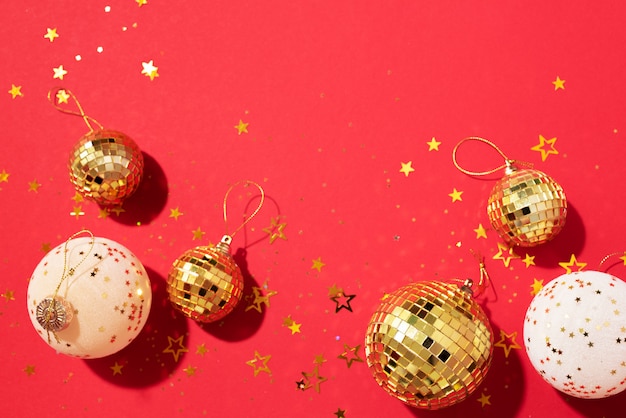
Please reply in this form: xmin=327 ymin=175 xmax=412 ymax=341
xmin=69 ymin=129 xmax=144 ymax=206
xmin=167 ymin=235 xmax=244 ymax=323
xmin=487 ymin=167 xmax=567 ymax=247
xmin=364 ymin=281 xmax=493 ymax=410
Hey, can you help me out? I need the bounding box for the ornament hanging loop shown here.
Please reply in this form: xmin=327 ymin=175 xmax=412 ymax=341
xmin=598 ymin=252 xmax=626 ymax=272
xmin=452 ymin=136 xmax=532 ymax=176
xmin=223 ymin=180 xmax=265 ymax=239
xmin=47 ymin=87 xmax=104 ymax=133
xmin=461 ymin=250 xmax=491 ymax=297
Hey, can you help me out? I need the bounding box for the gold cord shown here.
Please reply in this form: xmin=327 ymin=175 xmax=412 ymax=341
xmin=223 ymin=181 xmax=265 ymax=239
xmin=47 ymin=87 xmax=104 ymax=133
xmin=452 ymin=136 xmax=533 ymax=176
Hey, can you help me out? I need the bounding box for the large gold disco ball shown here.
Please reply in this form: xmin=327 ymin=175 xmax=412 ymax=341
xmin=69 ymin=129 xmax=144 ymax=206
xmin=167 ymin=235 xmax=244 ymax=323
xmin=487 ymin=167 xmax=566 ymax=247
xmin=364 ymin=281 xmax=493 ymax=409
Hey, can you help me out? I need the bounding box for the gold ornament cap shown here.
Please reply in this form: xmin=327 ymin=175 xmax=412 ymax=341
xmin=35 ymin=296 xmax=74 ymax=332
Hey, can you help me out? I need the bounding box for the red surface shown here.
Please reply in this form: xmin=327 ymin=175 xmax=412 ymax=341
xmin=2 ymin=1 xmax=626 ymax=417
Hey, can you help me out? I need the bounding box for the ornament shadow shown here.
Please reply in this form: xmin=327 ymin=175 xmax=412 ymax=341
xmin=238 ymin=194 xmax=283 ymax=249
xmin=555 ymin=385 xmax=626 ymax=415
xmin=84 ymin=267 xmax=188 ymax=387
xmin=104 ymin=152 xmax=168 ymax=226
xmin=522 ymin=202 xmax=585 ymax=267
xmin=199 ymin=248 xmax=265 ymax=341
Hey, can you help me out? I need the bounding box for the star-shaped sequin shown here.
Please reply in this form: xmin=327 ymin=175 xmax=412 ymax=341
xmin=473 ymin=224 xmax=487 ymax=239
xmin=183 ymin=365 xmax=197 ymax=376
xmin=234 ymin=119 xmax=249 ymax=135
xmin=52 ymin=65 xmax=68 ymax=80
xmin=110 ymin=361 xmax=124 ymax=375
xmin=523 ymin=253 xmax=536 ymax=268
xmin=246 ymin=351 xmax=272 ymax=376
xmin=8 ymin=84 xmax=22 ymax=99
xmin=301 ymin=365 xmax=327 ymax=393
xmin=448 ymin=188 xmax=463 ymax=202
xmin=141 ymin=60 xmax=159 ymax=80
xmin=399 ymin=161 xmax=415 ymax=177
xmin=620 ymin=252 xmax=626 ymax=265
xmin=1 ymin=289 xmax=15 ymax=302
xmin=136 ymin=0 xmax=148 ymax=6
xmin=311 ymin=257 xmax=325 ymax=272
xmin=23 ymin=365 xmax=35 ymax=376
xmin=192 ymin=227 xmax=205 ymax=240
xmin=337 ymin=344 xmax=364 ymax=368
xmin=494 ymin=329 xmax=522 ymax=358
xmin=56 ymin=89 xmax=70 ymax=104
xmin=0 ymin=169 xmax=9 ymax=183
xmin=427 ymin=137 xmax=441 ymax=151
xmin=552 ymin=76 xmax=565 ymax=91
xmin=531 ymin=135 xmax=559 ymax=162
xmin=477 ymin=392 xmax=491 ymax=407
xmin=334 ymin=408 xmax=346 ymax=418
xmin=169 ymin=207 xmax=183 ymax=220
xmin=263 ymin=216 xmax=287 ymax=244
xmin=531 ymin=278 xmax=544 ymax=295
xmin=163 ymin=335 xmax=189 ymax=362
xmin=245 ymin=284 xmax=278 ymax=313
xmin=492 ymin=242 xmax=519 ymax=268
xmin=28 ymin=180 xmax=41 ymax=192
xmin=558 ymin=254 xmax=587 ymax=274
xmin=331 ymin=292 xmax=356 ymax=313
xmin=44 ymin=27 xmax=59 ymax=42
xmin=196 ymin=343 xmax=208 ymax=356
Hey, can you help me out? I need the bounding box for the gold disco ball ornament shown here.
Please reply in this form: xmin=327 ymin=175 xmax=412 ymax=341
xmin=69 ymin=129 xmax=144 ymax=206
xmin=364 ymin=280 xmax=493 ymax=410
xmin=487 ymin=165 xmax=567 ymax=247
xmin=167 ymin=235 xmax=244 ymax=323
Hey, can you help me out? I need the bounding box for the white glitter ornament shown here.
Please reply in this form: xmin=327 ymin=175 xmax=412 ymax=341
xmin=523 ymin=271 xmax=626 ymax=398
xmin=27 ymin=232 xmax=152 ymax=359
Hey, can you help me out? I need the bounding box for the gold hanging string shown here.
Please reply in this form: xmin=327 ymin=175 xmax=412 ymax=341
xmin=47 ymin=87 xmax=104 ymax=133
xmin=598 ymin=252 xmax=626 ymax=272
xmin=223 ymin=180 xmax=265 ymax=239
xmin=45 ymin=230 xmax=95 ymax=343
xmin=459 ymin=250 xmax=491 ymax=298
xmin=452 ymin=136 xmax=533 ymax=176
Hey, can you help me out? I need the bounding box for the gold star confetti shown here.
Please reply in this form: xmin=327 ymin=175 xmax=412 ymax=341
xmin=287 ymin=321 xmax=302 ymax=335
xmin=492 ymin=242 xmax=519 ymax=268
xmin=523 ymin=253 xmax=536 ymax=268
xmin=192 ymin=227 xmax=205 ymax=240
xmin=98 ymin=208 xmax=110 ymax=219
xmin=110 ymin=206 xmax=125 ymax=216
xmin=337 ymin=344 xmax=364 ymax=368
xmin=328 ymin=284 xmax=344 ymax=298
xmin=0 ymin=169 xmax=9 ymax=183
xmin=246 ymin=351 xmax=272 ymax=376
xmin=619 ymin=252 xmax=626 ymax=265
xmin=246 ymin=283 xmax=278 ymax=313
xmin=70 ymin=206 xmax=84 ymax=219
xmin=52 ymin=65 xmax=68 ymax=80
xmin=558 ymin=254 xmax=587 ymax=274
xmin=8 ymin=84 xmax=22 ymax=99
xmin=531 ymin=135 xmax=559 ymax=162
xmin=477 ymin=392 xmax=491 ymax=407
xmin=196 ymin=343 xmax=208 ymax=356
xmin=531 ymin=278 xmax=544 ymax=296
xmin=331 ymin=292 xmax=356 ymax=313
xmin=70 ymin=191 xmax=84 ymax=203
xmin=313 ymin=354 xmax=326 ymax=365
xmin=426 ymin=137 xmax=441 ymax=151
xmin=110 ymin=362 xmax=124 ymax=376
xmin=183 ymin=365 xmax=197 ymax=376
xmin=28 ymin=180 xmax=41 ymax=192
xmin=163 ymin=335 xmax=189 ymax=362
xmin=1 ymin=289 xmax=15 ymax=302
xmin=40 ymin=243 xmax=51 ymax=253
xmin=399 ymin=161 xmax=415 ymax=177
xmin=302 ymin=365 xmax=327 ymax=393
xmin=552 ymin=76 xmax=565 ymax=91
xmin=43 ymin=27 xmax=59 ymax=42
xmin=23 ymin=365 xmax=35 ymax=376
xmin=448 ymin=188 xmax=463 ymax=202
xmin=56 ymin=89 xmax=70 ymax=104
xmin=136 ymin=0 xmax=148 ymax=6
xmin=234 ymin=119 xmax=249 ymax=135
xmin=334 ymin=408 xmax=346 ymax=418
xmin=169 ymin=207 xmax=183 ymax=220
xmin=311 ymin=257 xmax=325 ymax=272
xmin=494 ymin=329 xmax=522 ymax=358
xmin=141 ymin=60 xmax=159 ymax=80
xmin=263 ymin=216 xmax=287 ymax=244
xmin=473 ymin=224 xmax=487 ymax=239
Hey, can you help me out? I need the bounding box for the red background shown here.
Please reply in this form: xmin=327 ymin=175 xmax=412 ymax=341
xmin=2 ymin=1 xmax=626 ymax=417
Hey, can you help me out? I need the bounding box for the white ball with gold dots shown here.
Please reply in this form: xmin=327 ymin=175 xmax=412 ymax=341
xmin=26 ymin=233 xmax=152 ymax=358
xmin=523 ymin=271 xmax=626 ymax=398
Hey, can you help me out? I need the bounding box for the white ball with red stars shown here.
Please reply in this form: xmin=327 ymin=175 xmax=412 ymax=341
xmin=27 ymin=236 xmax=152 ymax=358
xmin=523 ymin=271 xmax=626 ymax=398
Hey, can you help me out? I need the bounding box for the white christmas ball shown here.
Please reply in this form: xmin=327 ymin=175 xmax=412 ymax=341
xmin=27 ymin=236 xmax=152 ymax=358
xmin=523 ymin=271 xmax=626 ymax=398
